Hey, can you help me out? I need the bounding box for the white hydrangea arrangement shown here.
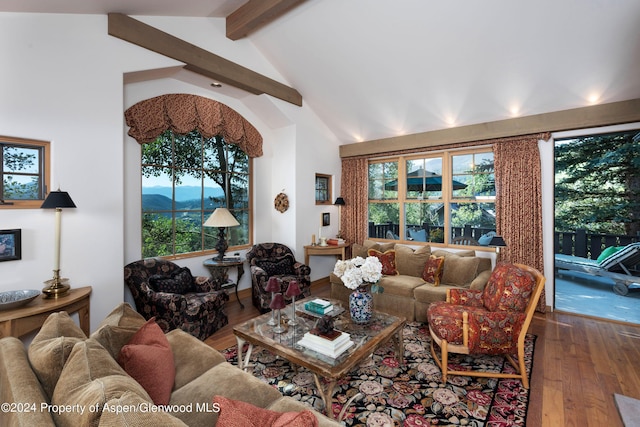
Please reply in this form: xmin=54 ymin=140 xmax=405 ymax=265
xmin=333 ymin=256 xmax=383 ymax=293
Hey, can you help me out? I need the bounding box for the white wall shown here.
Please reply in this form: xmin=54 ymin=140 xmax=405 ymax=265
xmin=0 ymin=12 xmax=343 ymax=333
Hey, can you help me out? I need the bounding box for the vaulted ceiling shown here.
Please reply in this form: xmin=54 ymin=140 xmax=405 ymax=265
xmin=3 ymin=0 xmax=640 ymax=144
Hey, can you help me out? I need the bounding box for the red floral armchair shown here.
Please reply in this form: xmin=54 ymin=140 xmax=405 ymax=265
xmin=246 ymin=243 xmax=311 ymax=312
xmin=427 ymin=262 xmax=545 ymax=388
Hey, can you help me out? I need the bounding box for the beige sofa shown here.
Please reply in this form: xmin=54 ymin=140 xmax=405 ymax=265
xmin=331 ymin=240 xmax=492 ymax=322
xmin=0 ymin=303 xmax=339 ymax=427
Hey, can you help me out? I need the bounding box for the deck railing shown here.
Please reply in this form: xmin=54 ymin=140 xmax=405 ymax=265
xmin=369 ymin=223 xmax=639 ymax=258
xmin=554 ymin=229 xmax=639 ymax=260
xmin=368 ymin=222 xmax=494 ymax=243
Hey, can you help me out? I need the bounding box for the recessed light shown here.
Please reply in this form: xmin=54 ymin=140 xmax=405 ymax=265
xmin=210 ymin=82 xmax=222 ymax=88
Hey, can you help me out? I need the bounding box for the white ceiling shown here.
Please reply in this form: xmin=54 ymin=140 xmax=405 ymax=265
xmin=3 ymin=0 xmax=640 ymax=144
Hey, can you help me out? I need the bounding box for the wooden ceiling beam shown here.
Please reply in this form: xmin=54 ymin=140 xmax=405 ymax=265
xmin=108 ymin=13 xmax=302 ymax=106
xmin=226 ymin=0 xmax=307 ymax=40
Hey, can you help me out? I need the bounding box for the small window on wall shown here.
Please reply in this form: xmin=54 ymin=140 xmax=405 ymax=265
xmin=1 ymin=136 xmax=50 ymax=209
xmin=315 ymin=173 xmax=332 ymax=205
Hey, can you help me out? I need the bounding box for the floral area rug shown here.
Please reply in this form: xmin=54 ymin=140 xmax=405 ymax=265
xmin=223 ymin=322 xmax=535 ymax=427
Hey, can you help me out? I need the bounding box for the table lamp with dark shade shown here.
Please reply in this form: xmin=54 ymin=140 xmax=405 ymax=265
xmin=334 ymin=197 xmax=345 ymax=239
xmin=41 ymin=190 xmax=77 ymax=298
xmin=204 ymin=208 xmax=239 ymax=261
xmin=285 ymin=280 xmax=302 ymax=326
xmin=489 ymin=235 xmax=507 ymax=257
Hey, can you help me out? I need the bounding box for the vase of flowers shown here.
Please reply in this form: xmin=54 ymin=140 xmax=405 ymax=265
xmin=333 ymin=256 xmax=383 ymax=324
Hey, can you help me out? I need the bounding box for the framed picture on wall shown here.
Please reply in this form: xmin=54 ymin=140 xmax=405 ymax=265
xmin=0 ymin=229 xmax=21 ymax=262
xmin=322 ymin=212 xmax=330 ymax=226
xmin=315 ymin=173 xmax=332 ymax=205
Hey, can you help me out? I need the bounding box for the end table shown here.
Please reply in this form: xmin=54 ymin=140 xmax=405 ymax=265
xmin=203 ymin=258 xmax=245 ymax=308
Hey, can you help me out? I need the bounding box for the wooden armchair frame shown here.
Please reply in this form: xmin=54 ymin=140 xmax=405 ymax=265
xmin=429 ymin=263 xmax=545 ymax=389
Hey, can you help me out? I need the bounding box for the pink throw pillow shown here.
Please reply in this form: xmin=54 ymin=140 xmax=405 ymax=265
xmin=118 ymin=318 xmax=175 ymax=405
xmin=213 ymin=395 xmax=318 ymax=427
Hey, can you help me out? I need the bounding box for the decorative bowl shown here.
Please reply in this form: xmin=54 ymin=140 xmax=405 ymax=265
xmin=0 ymin=289 xmax=41 ymax=311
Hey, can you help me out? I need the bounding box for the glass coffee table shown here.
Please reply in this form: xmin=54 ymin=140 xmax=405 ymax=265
xmin=233 ymin=297 xmax=406 ymax=420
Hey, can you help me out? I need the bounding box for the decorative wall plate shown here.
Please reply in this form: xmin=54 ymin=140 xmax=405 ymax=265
xmin=274 ymin=192 xmax=289 ymax=213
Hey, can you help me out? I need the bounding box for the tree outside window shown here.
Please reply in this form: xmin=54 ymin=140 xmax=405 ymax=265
xmin=141 ymin=130 xmax=250 ymax=258
xmin=1 ymin=136 xmax=49 ymax=209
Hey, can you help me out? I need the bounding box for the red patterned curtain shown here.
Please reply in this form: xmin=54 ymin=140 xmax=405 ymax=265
xmin=340 ymin=157 xmax=369 ymax=245
xmin=124 ymin=94 xmax=263 ymax=157
xmin=494 ymin=133 xmax=550 ymax=312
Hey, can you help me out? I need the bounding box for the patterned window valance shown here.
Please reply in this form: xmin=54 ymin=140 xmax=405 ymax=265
xmin=124 ymin=94 xmax=263 ymax=158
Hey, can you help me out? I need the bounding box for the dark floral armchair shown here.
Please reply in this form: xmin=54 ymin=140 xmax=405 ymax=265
xmin=246 ymin=243 xmax=312 ymax=312
xmin=124 ymin=258 xmax=229 ymax=340
xmin=427 ymin=263 xmax=545 ymax=389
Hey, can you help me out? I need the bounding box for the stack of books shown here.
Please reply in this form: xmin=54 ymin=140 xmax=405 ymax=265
xmin=304 ymin=298 xmax=333 ymax=315
xmin=327 ymin=238 xmax=346 ymax=246
xmin=298 ymin=329 xmax=354 ymax=358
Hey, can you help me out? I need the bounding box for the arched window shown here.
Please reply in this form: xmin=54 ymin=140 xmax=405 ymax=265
xmin=125 ymin=94 xmax=261 ymax=258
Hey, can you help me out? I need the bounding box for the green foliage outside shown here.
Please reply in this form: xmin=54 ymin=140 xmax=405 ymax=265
xmin=555 ymin=131 xmax=640 ymax=236
xmin=2 ymin=145 xmax=41 ymax=200
xmin=141 ymin=131 xmax=249 ymax=257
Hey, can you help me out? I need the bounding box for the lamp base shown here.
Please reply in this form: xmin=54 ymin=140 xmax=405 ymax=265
xmin=43 ymin=271 xmax=71 ymax=298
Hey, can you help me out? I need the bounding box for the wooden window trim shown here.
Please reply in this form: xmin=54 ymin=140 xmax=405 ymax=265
xmin=0 ymin=136 xmax=50 ymax=209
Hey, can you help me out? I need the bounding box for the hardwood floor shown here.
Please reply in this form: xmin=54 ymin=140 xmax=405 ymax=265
xmin=205 ymin=281 xmax=640 ymax=427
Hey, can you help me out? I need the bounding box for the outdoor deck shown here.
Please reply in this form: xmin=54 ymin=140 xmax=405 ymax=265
xmin=555 ymin=269 xmax=640 ymax=324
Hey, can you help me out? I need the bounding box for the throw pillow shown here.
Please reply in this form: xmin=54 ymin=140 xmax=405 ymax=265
xmin=256 ymin=256 xmax=294 ymax=276
xmin=440 ymin=255 xmax=481 ymax=287
xmin=367 ymin=249 xmax=398 ymax=275
xmin=422 ymin=255 xmax=444 ymax=285
xmin=213 ymin=395 xmax=318 ymax=427
xmin=118 ymin=318 xmax=176 ymax=405
xmin=28 ymin=312 xmax=87 ymax=400
xmin=91 ymin=303 xmax=147 ymax=358
xmin=149 ymin=266 xmax=194 ymax=294
xmin=596 ymin=245 xmax=624 ymax=263
xmin=394 ymin=244 xmax=431 ymax=276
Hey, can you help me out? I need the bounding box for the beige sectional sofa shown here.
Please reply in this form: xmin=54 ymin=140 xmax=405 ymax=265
xmin=0 ymin=303 xmax=339 ymax=427
xmin=330 ymin=240 xmax=492 ymax=322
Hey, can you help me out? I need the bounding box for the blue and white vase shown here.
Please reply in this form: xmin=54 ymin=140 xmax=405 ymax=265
xmin=349 ymin=287 xmax=373 ymax=324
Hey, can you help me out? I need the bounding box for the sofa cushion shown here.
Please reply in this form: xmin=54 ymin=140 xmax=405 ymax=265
xmin=440 ymin=254 xmax=481 ymax=287
xmin=28 ymin=311 xmax=87 ymax=400
xmin=51 ymin=338 xmax=151 ymax=427
xmin=378 ymin=275 xmax=426 ymax=298
xmin=214 ymin=395 xmax=318 ymax=427
xmin=166 ymin=328 xmax=227 ymax=390
xmin=422 ymin=255 xmax=445 ymax=285
xmin=118 ymin=318 xmax=175 ymax=405
xmin=149 ymin=266 xmax=194 ymax=294
xmin=100 ymin=392 xmax=188 ymax=426
xmin=394 ymin=244 xmax=431 ymax=276
xmin=91 ymin=303 xmax=147 ymax=359
xmin=432 ymin=248 xmax=475 ymax=258
xmin=168 ymin=361 xmax=283 ymax=426
xmin=368 ymin=249 xmax=398 ymax=275
xmin=483 ymin=263 xmax=536 ymax=312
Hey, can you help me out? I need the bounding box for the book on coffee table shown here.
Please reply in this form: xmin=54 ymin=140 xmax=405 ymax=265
xmin=297 ymin=329 xmax=354 ymax=358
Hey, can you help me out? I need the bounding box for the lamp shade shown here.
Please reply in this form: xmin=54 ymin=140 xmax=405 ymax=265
xmin=489 ymin=236 xmax=507 ymax=247
xmin=285 ymin=280 xmax=301 ymax=297
xmin=269 ymin=293 xmax=286 ymax=310
xmin=204 ymin=208 xmax=240 ymax=228
xmin=41 ymin=191 xmax=76 ymax=209
xmin=334 ymin=197 xmax=345 ymax=206
xmin=265 ymin=277 xmax=280 ymax=293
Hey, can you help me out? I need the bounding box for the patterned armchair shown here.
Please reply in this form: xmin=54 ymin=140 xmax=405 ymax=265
xmin=246 ymin=243 xmax=312 ymax=312
xmin=124 ymin=258 xmax=229 ymax=340
xmin=427 ymin=262 xmax=545 ymax=388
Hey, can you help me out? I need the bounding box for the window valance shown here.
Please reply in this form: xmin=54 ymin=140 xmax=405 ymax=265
xmin=124 ymin=94 xmax=263 ymax=158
